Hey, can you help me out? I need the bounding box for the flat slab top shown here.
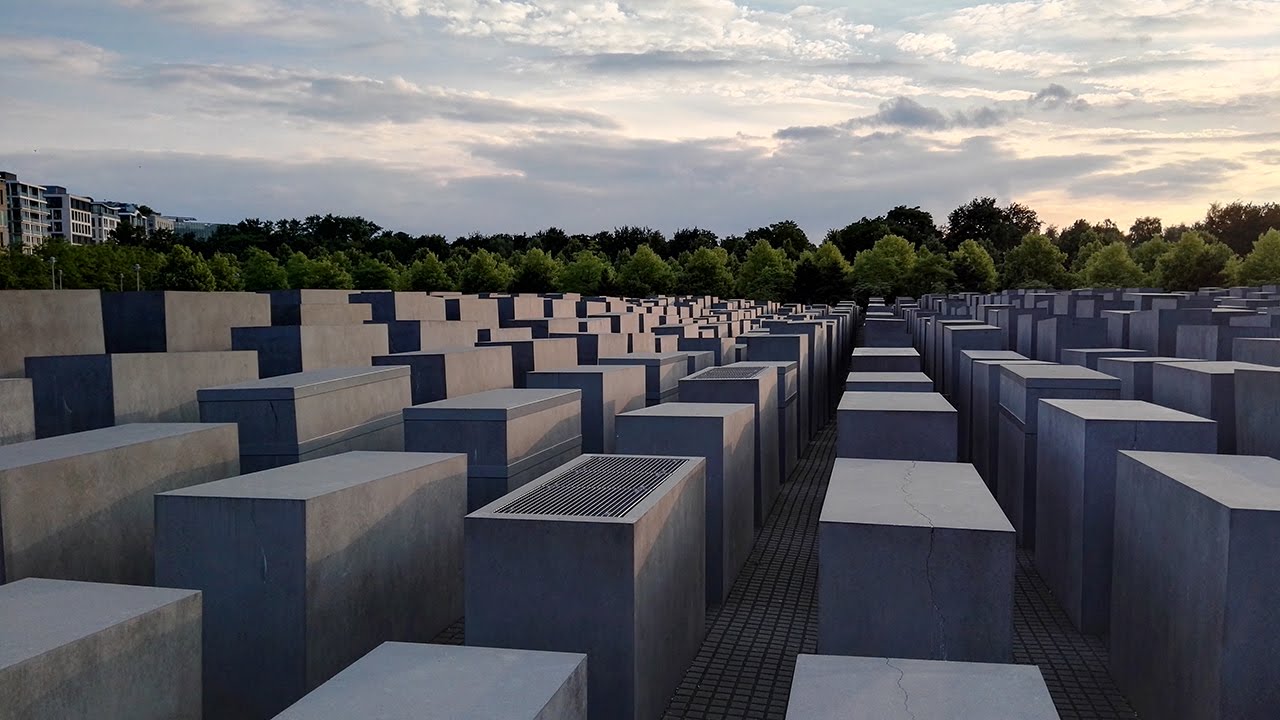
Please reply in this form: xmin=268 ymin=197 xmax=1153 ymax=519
xmin=960 ymin=350 xmax=1026 ymax=362
xmin=1122 ymin=451 xmax=1280 ymax=510
xmin=375 ymin=347 xmax=500 ymax=359
xmin=735 ymin=360 xmax=799 ymax=373
xmin=1062 ymin=347 xmax=1145 ymax=356
xmin=838 ymin=392 xmax=955 ymax=413
xmin=1155 ymin=360 xmax=1271 ymax=375
xmin=822 ymin=458 xmax=1013 ymax=532
xmin=598 ymin=352 xmax=687 ymax=364
xmin=1040 ymin=399 xmax=1217 ymax=423
xmin=0 ymin=579 xmax=198 ymax=671
xmin=159 ymin=451 xmax=463 ymax=501
xmin=787 ymin=654 xmax=1056 ymax=720
xmin=851 ymin=348 xmax=919 ymax=357
xmin=197 ymin=366 xmax=409 ymax=401
xmin=1096 ymin=355 xmax=1187 ymax=366
xmin=1000 ymin=363 xmax=1120 ymax=389
xmin=0 ymin=423 xmax=233 ymax=472
xmin=527 ymin=364 xmax=643 ymax=377
xmin=619 ymin=401 xmax=754 ymax=420
xmin=404 ymin=387 xmax=581 ymax=421
xmin=944 ymin=323 xmax=1001 ymax=333
xmin=846 ymin=372 xmax=932 ymax=383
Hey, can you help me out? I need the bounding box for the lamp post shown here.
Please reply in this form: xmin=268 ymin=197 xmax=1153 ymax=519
xmin=134 ymin=264 xmax=141 ymax=291
xmin=49 ymin=256 xmax=57 ymax=289
xmin=56 ymin=269 xmax=63 ymax=290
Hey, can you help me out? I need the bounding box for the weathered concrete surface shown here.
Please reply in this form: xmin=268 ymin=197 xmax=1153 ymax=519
xmin=232 ymin=324 xmax=390 ymax=377
xmin=0 ymin=378 xmax=35 ymax=446
xmin=476 ymin=338 xmax=579 ymax=388
xmin=0 ymin=290 xmax=104 ymax=378
xmin=836 ymin=392 xmax=957 ymax=462
xmin=1151 ymin=360 xmax=1267 ymax=453
xmin=843 ymin=371 xmax=934 ymax=392
xmin=373 ymin=346 xmax=514 ymax=405
xmin=849 ymin=347 xmax=920 ymax=373
xmin=103 ymin=290 xmax=270 ymax=353
xmin=598 ymin=352 xmax=689 ymax=406
xmin=1234 ymin=366 xmax=1280 ymax=460
xmin=527 ymin=365 xmax=645 ymax=453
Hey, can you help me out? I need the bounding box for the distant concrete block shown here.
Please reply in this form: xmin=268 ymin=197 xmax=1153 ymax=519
xmin=550 ymin=332 xmax=630 ymax=365
xmin=616 ymin=402 xmax=755 ymax=604
xmin=0 ymin=378 xmax=35 ymax=446
xmin=404 ymin=388 xmax=583 ymax=510
xmin=373 ymin=346 xmax=514 ymax=405
xmin=836 ymin=392 xmax=957 ymax=462
xmin=818 ymin=459 xmax=1014 ymax=662
xmin=843 ymin=371 xmax=933 ymax=392
xmin=598 ymin=352 xmax=689 ymax=406
xmin=942 ymin=324 xmax=1004 ymax=400
xmin=1035 ymin=316 xmax=1109 ymax=363
xmin=1233 ymin=366 xmax=1280 ymax=460
xmin=476 ymin=338 xmax=579 ymax=388
xmin=273 ymin=643 xmax=588 ymax=720
xmin=349 ymin=290 xmax=447 ymax=323
xmin=849 ymin=347 xmax=920 ymax=373
xmin=736 ymin=360 xmax=801 ymax=478
xmin=678 ymin=336 xmax=736 ymax=366
xmin=1111 ymin=452 xmax=1280 ymax=720
xmin=1232 ymin=336 xmax=1280 ymax=366
xmin=0 ymin=578 xmax=201 ymax=720
xmin=466 ymin=455 xmax=706 ymax=720
xmin=956 ymin=350 xmax=1025 ymax=464
xmin=1035 ymin=400 xmax=1217 ymax=633
xmin=199 ymin=366 xmax=410 ymax=472
xmin=685 ymin=350 xmax=715 ymax=375
xmin=1176 ymin=324 xmax=1280 ymax=360
xmin=0 ymin=423 xmax=239 ymax=584
xmin=25 ymin=350 xmax=259 ymax=438
xmin=1151 ymin=361 xmax=1268 ymax=453
xmin=1060 ymin=347 xmax=1147 ymax=370
xmin=103 ymin=290 xmax=270 ymax=353
xmin=232 ymin=324 xmax=390 ymax=377
xmin=0 ymin=290 xmax=104 ymax=378
xmin=740 ymin=333 xmax=811 ymax=442
xmin=785 ymin=654 xmax=1058 ymax=720
xmin=527 ymin=365 xmax=645 ymax=454
xmin=156 ymin=451 xmax=467 ymax=720
xmin=861 ymin=317 xmax=910 ymax=347
xmin=1095 ymin=355 xmax=1190 ymax=401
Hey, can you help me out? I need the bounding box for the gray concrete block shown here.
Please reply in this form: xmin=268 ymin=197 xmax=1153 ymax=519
xmin=199 ymin=366 xmax=410 ymax=472
xmin=271 ymin=300 xmax=371 ymax=326
xmin=349 ymin=291 xmax=447 ymax=322
xmin=550 ymin=332 xmax=630 ymax=365
xmin=25 ymin=351 xmax=259 ymax=438
xmin=232 ymin=324 xmax=390 ymax=378
xmin=0 ymin=378 xmax=35 ymax=446
xmin=678 ymin=336 xmax=736 ymax=365
xmin=1111 ymin=452 xmax=1280 ymax=720
xmin=0 ymin=578 xmax=201 ymax=720
xmin=685 ymin=350 xmax=715 ymax=375
xmin=598 ymin=352 xmax=689 ymax=406
xmin=837 ymin=392 xmax=957 ymax=462
xmin=930 ymin=319 xmax=981 ymax=383
xmin=1095 ymin=355 xmax=1190 ymax=402
xmin=477 ymin=338 xmax=579 ymax=388
xmin=527 ymin=365 xmax=645 ymax=454
xmin=1060 ymin=347 xmax=1147 ymax=370
xmin=404 ymin=388 xmax=583 ymax=510
xmin=764 ymin=321 xmax=828 ymax=432
xmin=849 ymin=347 xmax=920 ymax=373
xmin=616 ymin=402 xmax=754 ymax=604
xmin=956 ymin=350 xmax=1025 ymax=464
xmin=739 ymin=334 xmax=811 ymax=442
xmin=1105 ymin=309 xmax=1135 ymax=347
xmin=466 ymin=455 xmax=706 ymax=720
xmin=0 ymin=423 xmax=239 ymax=584
xmin=156 ymin=451 xmax=467 ymax=720
xmin=735 ymin=360 xmax=799 ymax=478
xmin=1177 ymin=324 xmax=1280 ymax=360
xmin=861 ymin=317 xmax=910 ymax=347
xmin=418 ymin=319 xmax=481 ymax=351
xmin=1035 ymin=316 xmax=1109 ymax=363
xmin=103 ymin=291 xmax=270 ymax=354
xmin=1035 ymin=400 xmax=1218 ymax=633
xmin=679 ymin=365 xmax=780 ymax=524
xmin=942 ymin=324 xmax=1005 ymax=400
xmin=0 ymin=290 xmax=104 ymax=378
xmin=373 ymin=346 xmax=514 ymax=405
xmin=445 ymin=296 xmax=500 ymax=327
xmin=843 ymin=371 xmax=933 ymax=392
xmin=995 ymin=364 xmax=1120 ymax=547
xmin=1232 ymin=336 xmax=1280 ymax=366
xmin=1151 ymin=361 xmax=1268 ymax=453
xmin=785 ymin=654 xmax=1058 ymax=719
xmin=818 ymin=459 xmax=1014 ymax=662
xmin=1235 ymin=366 xmax=1280 ymax=460
xmin=273 ymin=642 xmax=588 ymax=720
xmin=1129 ymin=307 xmax=1212 ymax=356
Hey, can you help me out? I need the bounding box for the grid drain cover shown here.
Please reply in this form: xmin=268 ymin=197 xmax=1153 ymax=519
xmin=694 ymin=366 xmax=767 ymax=380
xmin=495 ymin=456 xmax=688 ymax=518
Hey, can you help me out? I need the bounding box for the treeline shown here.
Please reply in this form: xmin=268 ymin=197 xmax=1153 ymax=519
xmin=2 ymin=198 xmax=1278 ymax=304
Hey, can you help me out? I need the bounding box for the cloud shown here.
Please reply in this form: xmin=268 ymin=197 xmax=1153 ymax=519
xmin=895 ymin=32 xmax=955 ymax=59
xmin=1070 ymin=158 xmax=1247 ymax=200
xmin=846 ymin=97 xmax=1010 ymax=131
xmin=1029 ymin=83 xmax=1089 ymax=111
xmin=118 ymin=63 xmax=619 ymax=129
xmin=0 ymin=35 xmax=118 ymax=75
xmin=1252 ymin=150 xmax=1280 ymax=166
xmin=115 ymin=0 xmax=346 ymax=38
xmin=773 ymin=125 xmax=845 ymax=142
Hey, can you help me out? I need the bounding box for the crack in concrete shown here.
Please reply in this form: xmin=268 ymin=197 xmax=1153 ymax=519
xmin=900 ymin=461 xmax=948 ymax=660
xmin=884 ymin=657 xmax=917 ymax=720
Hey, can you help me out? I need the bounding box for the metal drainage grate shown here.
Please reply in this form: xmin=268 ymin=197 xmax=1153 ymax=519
xmin=696 ymin=366 xmax=767 ymax=381
xmin=495 ymin=456 xmax=688 ymax=518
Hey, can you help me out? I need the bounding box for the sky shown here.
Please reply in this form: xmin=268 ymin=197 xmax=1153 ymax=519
xmin=2 ymin=0 xmax=1278 ymax=241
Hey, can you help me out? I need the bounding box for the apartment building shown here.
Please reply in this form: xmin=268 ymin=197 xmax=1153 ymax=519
xmin=1 ymin=171 xmax=50 ymax=250
xmin=45 ymin=186 xmax=95 ymax=245
xmin=91 ymin=201 xmax=120 ymax=244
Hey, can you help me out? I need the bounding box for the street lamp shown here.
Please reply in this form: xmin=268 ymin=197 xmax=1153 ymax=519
xmin=49 ymin=256 xmax=57 ymax=289
xmin=56 ymin=269 xmax=63 ymax=290
xmin=134 ymin=264 xmax=141 ymax=291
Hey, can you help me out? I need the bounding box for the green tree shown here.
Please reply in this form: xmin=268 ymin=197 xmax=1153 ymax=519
xmin=1199 ymin=201 xmax=1280 ymax=256
xmin=156 ymin=245 xmax=216 ymax=291
xmin=208 ymin=252 xmax=244 ymax=291
xmin=351 ymin=256 xmax=397 ymax=290
xmin=1081 ymin=243 xmax=1147 ymax=287
xmin=950 ymin=240 xmax=998 ymax=292
xmin=745 ymin=220 xmax=811 ymax=260
xmin=945 ymin=197 xmax=1041 ymax=256
xmin=1153 ymin=231 xmax=1236 ymax=291
xmin=241 ymin=247 xmax=289 ymax=290
xmin=1127 ymin=216 xmax=1163 ymax=244
xmin=1001 ymin=234 xmax=1070 ymax=289
xmin=616 ymin=244 xmax=676 ymax=297
xmin=904 ymin=246 xmax=955 ymax=297
xmin=669 ymin=227 xmax=719 ymax=257
xmin=1071 ymin=239 xmax=1106 ymax=273
xmin=678 ymin=247 xmax=734 ymax=297
xmin=402 ymin=253 xmax=455 ymax=292
xmin=556 ymin=251 xmax=613 ymax=295
xmin=793 ymin=243 xmax=853 ymax=305
xmin=459 ymin=249 xmax=513 ymax=293
xmin=1233 ymin=229 xmax=1280 ymax=286
xmin=1130 ymin=237 xmax=1169 ymax=275
xmin=737 ymin=240 xmax=795 ymax=301
xmin=849 ymin=234 xmax=917 ymax=301
xmin=307 ymin=257 xmax=355 ymax=289
xmin=285 ymin=251 xmax=316 ymax=289
xmin=510 ymin=248 xmax=562 ymax=293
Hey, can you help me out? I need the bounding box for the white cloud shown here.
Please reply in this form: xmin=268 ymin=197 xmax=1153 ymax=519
xmin=895 ymin=32 xmax=955 ymax=59
xmin=0 ymin=35 xmax=118 ymax=75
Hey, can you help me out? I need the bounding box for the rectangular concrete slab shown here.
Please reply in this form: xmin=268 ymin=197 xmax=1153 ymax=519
xmin=0 ymin=578 xmax=201 ymax=720
xmin=1095 ymin=356 xmax=1192 ymax=401
xmin=598 ymin=352 xmax=689 ymax=406
xmin=1235 ymin=366 xmax=1280 ymax=460
xmin=0 ymin=290 xmax=105 ymax=378
xmin=232 ymin=324 xmax=390 ymax=378
xmin=0 ymin=378 xmax=35 ymax=446
xmin=818 ymin=459 xmax=1014 ymax=662
xmin=1151 ymin=360 xmax=1268 ymax=453
xmin=844 ymin=371 xmax=933 ymax=393
xmin=837 ymin=392 xmax=957 ymax=462
xmin=104 ymin=290 xmax=270 ymax=353
xmin=527 ymin=365 xmax=645 ymax=454
xmin=955 ymin=350 xmax=1026 ymax=464
xmin=373 ymin=345 xmax=514 ymax=405
xmin=1060 ymin=347 xmax=1147 ymax=370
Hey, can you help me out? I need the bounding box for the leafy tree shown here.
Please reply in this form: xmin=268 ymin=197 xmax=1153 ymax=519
xmin=1127 ymin=216 xmax=1163 ymax=244
xmin=1056 ymin=219 xmax=1100 ymax=263
xmin=241 ymin=247 xmax=290 ymax=290
xmin=511 ymin=248 xmax=562 ymax=293
xmin=1153 ymin=231 xmax=1236 ymax=291
xmin=677 ymin=247 xmax=734 ymax=297
xmin=945 ymin=197 xmax=1041 ymax=256
xmin=825 ymin=217 xmax=892 ymax=259
xmin=1081 ymin=243 xmax=1147 ymax=288
xmin=1234 ymin=229 xmax=1280 ymax=286
xmin=792 ymin=243 xmax=853 ymax=305
xmin=1130 ymin=237 xmax=1170 ymax=275
xmin=1199 ymin=202 xmax=1280 ymax=256
xmin=557 ymin=251 xmax=613 ymax=295
xmin=1001 ymin=234 xmax=1069 ymax=289
xmin=745 ymin=220 xmax=811 ymax=260
xmin=904 ymin=246 xmax=955 ymax=297
xmin=1071 ymin=239 xmax=1106 ymax=273
xmin=307 ymin=257 xmax=355 ymax=289
xmin=885 ymin=206 xmax=942 ymax=248
xmin=616 ymin=244 xmax=676 ymax=297
xmin=601 ymin=226 xmax=667 ymax=260
xmin=670 ymin=227 xmax=719 ymax=257
xmin=157 ymin=245 xmax=216 ymax=291
xmin=208 ymin=252 xmax=244 ymax=291
xmin=285 ymin=251 xmax=316 ymax=289
xmin=849 ymin=234 xmax=916 ymax=301
xmin=737 ymin=240 xmax=795 ymax=301
xmin=950 ymin=240 xmax=998 ymax=293
xmin=459 ymin=249 xmax=513 ymax=293
xmin=402 ymin=252 xmax=455 ymax=292
xmin=351 ymin=256 xmax=397 ymax=290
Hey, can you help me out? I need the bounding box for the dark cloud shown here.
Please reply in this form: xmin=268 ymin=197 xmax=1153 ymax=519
xmin=575 ymin=51 xmax=740 ymax=73
xmin=119 ymin=63 xmax=619 ymax=129
xmin=1251 ymin=150 xmax=1280 ymax=166
xmin=845 ymin=97 xmax=1010 ymax=131
xmin=1029 ymin=84 xmax=1089 ymax=111
xmin=1069 ymin=158 xmax=1246 ymax=200
xmin=773 ymin=125 xmax=845 ymax=142
xmin=1087 ymin=130 xmax=1280 ymax=146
